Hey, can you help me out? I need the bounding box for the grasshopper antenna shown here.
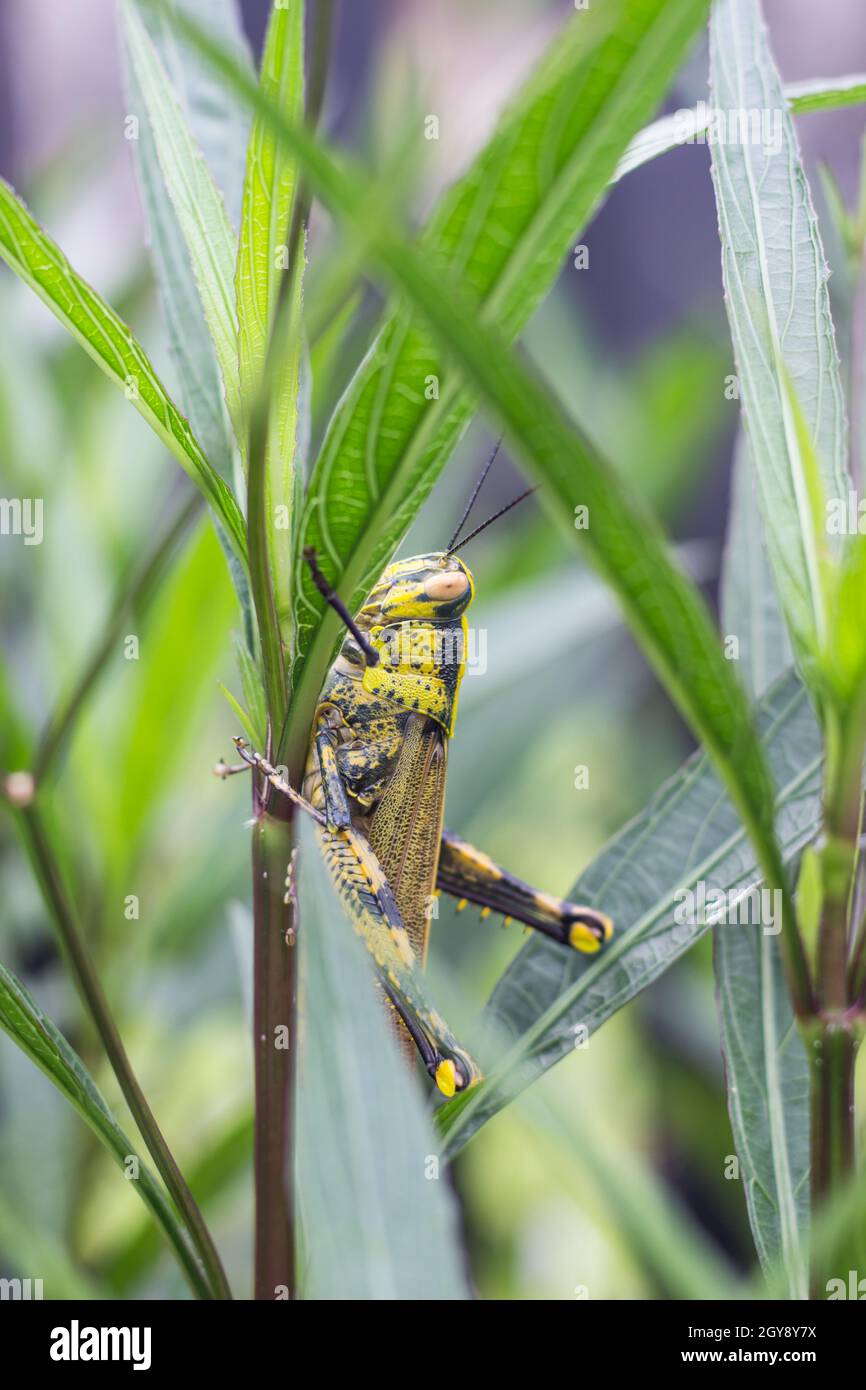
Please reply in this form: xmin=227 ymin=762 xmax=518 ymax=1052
xmin=446 ymin=437 xmax=502 ymax=553
xmin=303 ymin=547 xmax=379 ymax=666
xmin=445 ymin=485 xmax=537 ymax=556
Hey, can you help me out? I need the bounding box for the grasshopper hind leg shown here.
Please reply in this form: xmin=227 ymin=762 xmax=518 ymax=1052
xmin=437 ymin=829 xmax=613 ymax=953
xmin=382 ymin=982 xmax=476 ymax=1098
xmin=315 ymin=820 xmax=482 ymax=1097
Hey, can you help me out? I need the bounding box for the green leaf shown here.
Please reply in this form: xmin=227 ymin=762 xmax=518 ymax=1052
xmin=284 ymin=0 xmax=713 ymax=762
xmin=237 ymin=0 xmax=304 ymax=383
xmin=121 ymin=0 xmax=244 ymax=447
xmin=716 ymin=436 xmax=809 ymax=1298
xmin=296 ymin=818 xmax=469 ymax=1300
xmin=121 ymin=0 xmax=252 ymax=484
xmin=0 ymin=959 xmax=210 ymax=1299
xmin=231 ymin=629 xmax=268 ymax=747
xmin=615 ymin=74 xmax=866 ymax=184
xmin=236 ymin=0 xmax=305 ymax=629
xmin=781 ymin=73 xmax=866 ymax=115
xmin=216 ymin=681 xmax=261 ymax=749
xmin=438 ymin=669 xmax=821 ymax=1156
xmin=0 ymin=176 xmax=247 ymax=564
xmin=127 ymin=0 xmax=253 ymax=224
xmin=708 ymin=0 xmax=849 ymax=670
xmin=720 ymin=434 xmax=794 ymax=697
xmin=716 ymin=931 xmax=809 ymax=1302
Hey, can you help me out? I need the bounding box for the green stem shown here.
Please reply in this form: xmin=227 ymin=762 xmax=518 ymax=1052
xmin=251 ymin=803 xmax=297 ymax=1299
xmin=13 ymin=800 xmax=231 ymax=1300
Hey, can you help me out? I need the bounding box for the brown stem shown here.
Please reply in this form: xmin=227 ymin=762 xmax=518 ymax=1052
xmin=849 ymin=246 xmax=866 ymax=488
xmin=249 ymin=1 xmax=335 ymax=1296
xmin=807 ymin=709 xmax=865 ymax=1295
xmin=808 ymin=1023 xmax=857 ymax=1297
xmin=252 ymin=791 xmax=297 ymax=1299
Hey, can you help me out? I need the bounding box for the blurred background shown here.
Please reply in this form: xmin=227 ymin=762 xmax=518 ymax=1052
xmin=0 ymin=0 xmax=865 ymax=1299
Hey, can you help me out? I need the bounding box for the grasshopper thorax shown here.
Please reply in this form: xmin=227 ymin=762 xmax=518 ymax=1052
xmin=351 ymin=553 xmax=475 ymax=737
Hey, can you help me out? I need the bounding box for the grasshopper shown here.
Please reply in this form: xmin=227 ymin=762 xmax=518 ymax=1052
xmin=233 ymin=461 xmax=613 ymax=1097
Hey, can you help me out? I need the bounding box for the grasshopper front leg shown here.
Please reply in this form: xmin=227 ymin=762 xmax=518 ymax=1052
xmin=437 ymin=829 xmax=613 ymax=953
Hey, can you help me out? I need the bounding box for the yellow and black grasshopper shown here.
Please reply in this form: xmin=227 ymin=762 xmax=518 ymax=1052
xmin=234 ymin=464 xmax=613 ymax=1097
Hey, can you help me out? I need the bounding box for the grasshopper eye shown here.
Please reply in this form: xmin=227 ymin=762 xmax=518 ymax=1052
xmin=425 ymin=570 xmax=468 ymax=602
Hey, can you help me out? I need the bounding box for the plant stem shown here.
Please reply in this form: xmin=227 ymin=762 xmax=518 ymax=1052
xmin=807 ymin=1022 xmax=857 ymax=1297
xmin=806 ymin=707 xmax=864 ymax=1295
xmin=13 ymin=800 xmax=231 ymax=1300
xmin=248 ymin=3 xmax=335 ymax=1297
xmin=848 ymin=252 xmax=866 ymax=489
xmin=849 ymin=899 xmax=866 ymax=1003
xmin=818 ymin=713 xmax=863 ymax=1009
xmin=251 ymin=798 xmax=297 ymax=1298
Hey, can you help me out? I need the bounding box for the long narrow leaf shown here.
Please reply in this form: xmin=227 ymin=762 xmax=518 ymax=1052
xmin=122 ymin=0 xmax=252 ymax=483
xmin=440 ymin=669 xmax=821 ymax=1155
xmin=720 ymin=437 xmax=794 ymax=696
xmin=0 ymin=178 xmax=247 ymax=563
xmin=616 ymin=73 xmax=866 ymax=183
xmin=296 ymin=819 xmax=469 ymax=1300
xmin=128 ymin=0 xmax=252 ymax=226
xmin=716 ymin=435 xmax=809 ymax=1298
xmin=236 ymin=0 xmax=306 ymax=636
xmin=708 ymin=0 xmax=849 ymax=669
xmin=0 ymin=960 xmax=210 ymax=1299
xmin=122 ymin=0 xmax=244 ymax=446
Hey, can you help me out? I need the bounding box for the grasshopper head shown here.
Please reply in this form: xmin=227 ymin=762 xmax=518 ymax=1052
xmin=363 ymin=553 xmax=475 ymax=625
